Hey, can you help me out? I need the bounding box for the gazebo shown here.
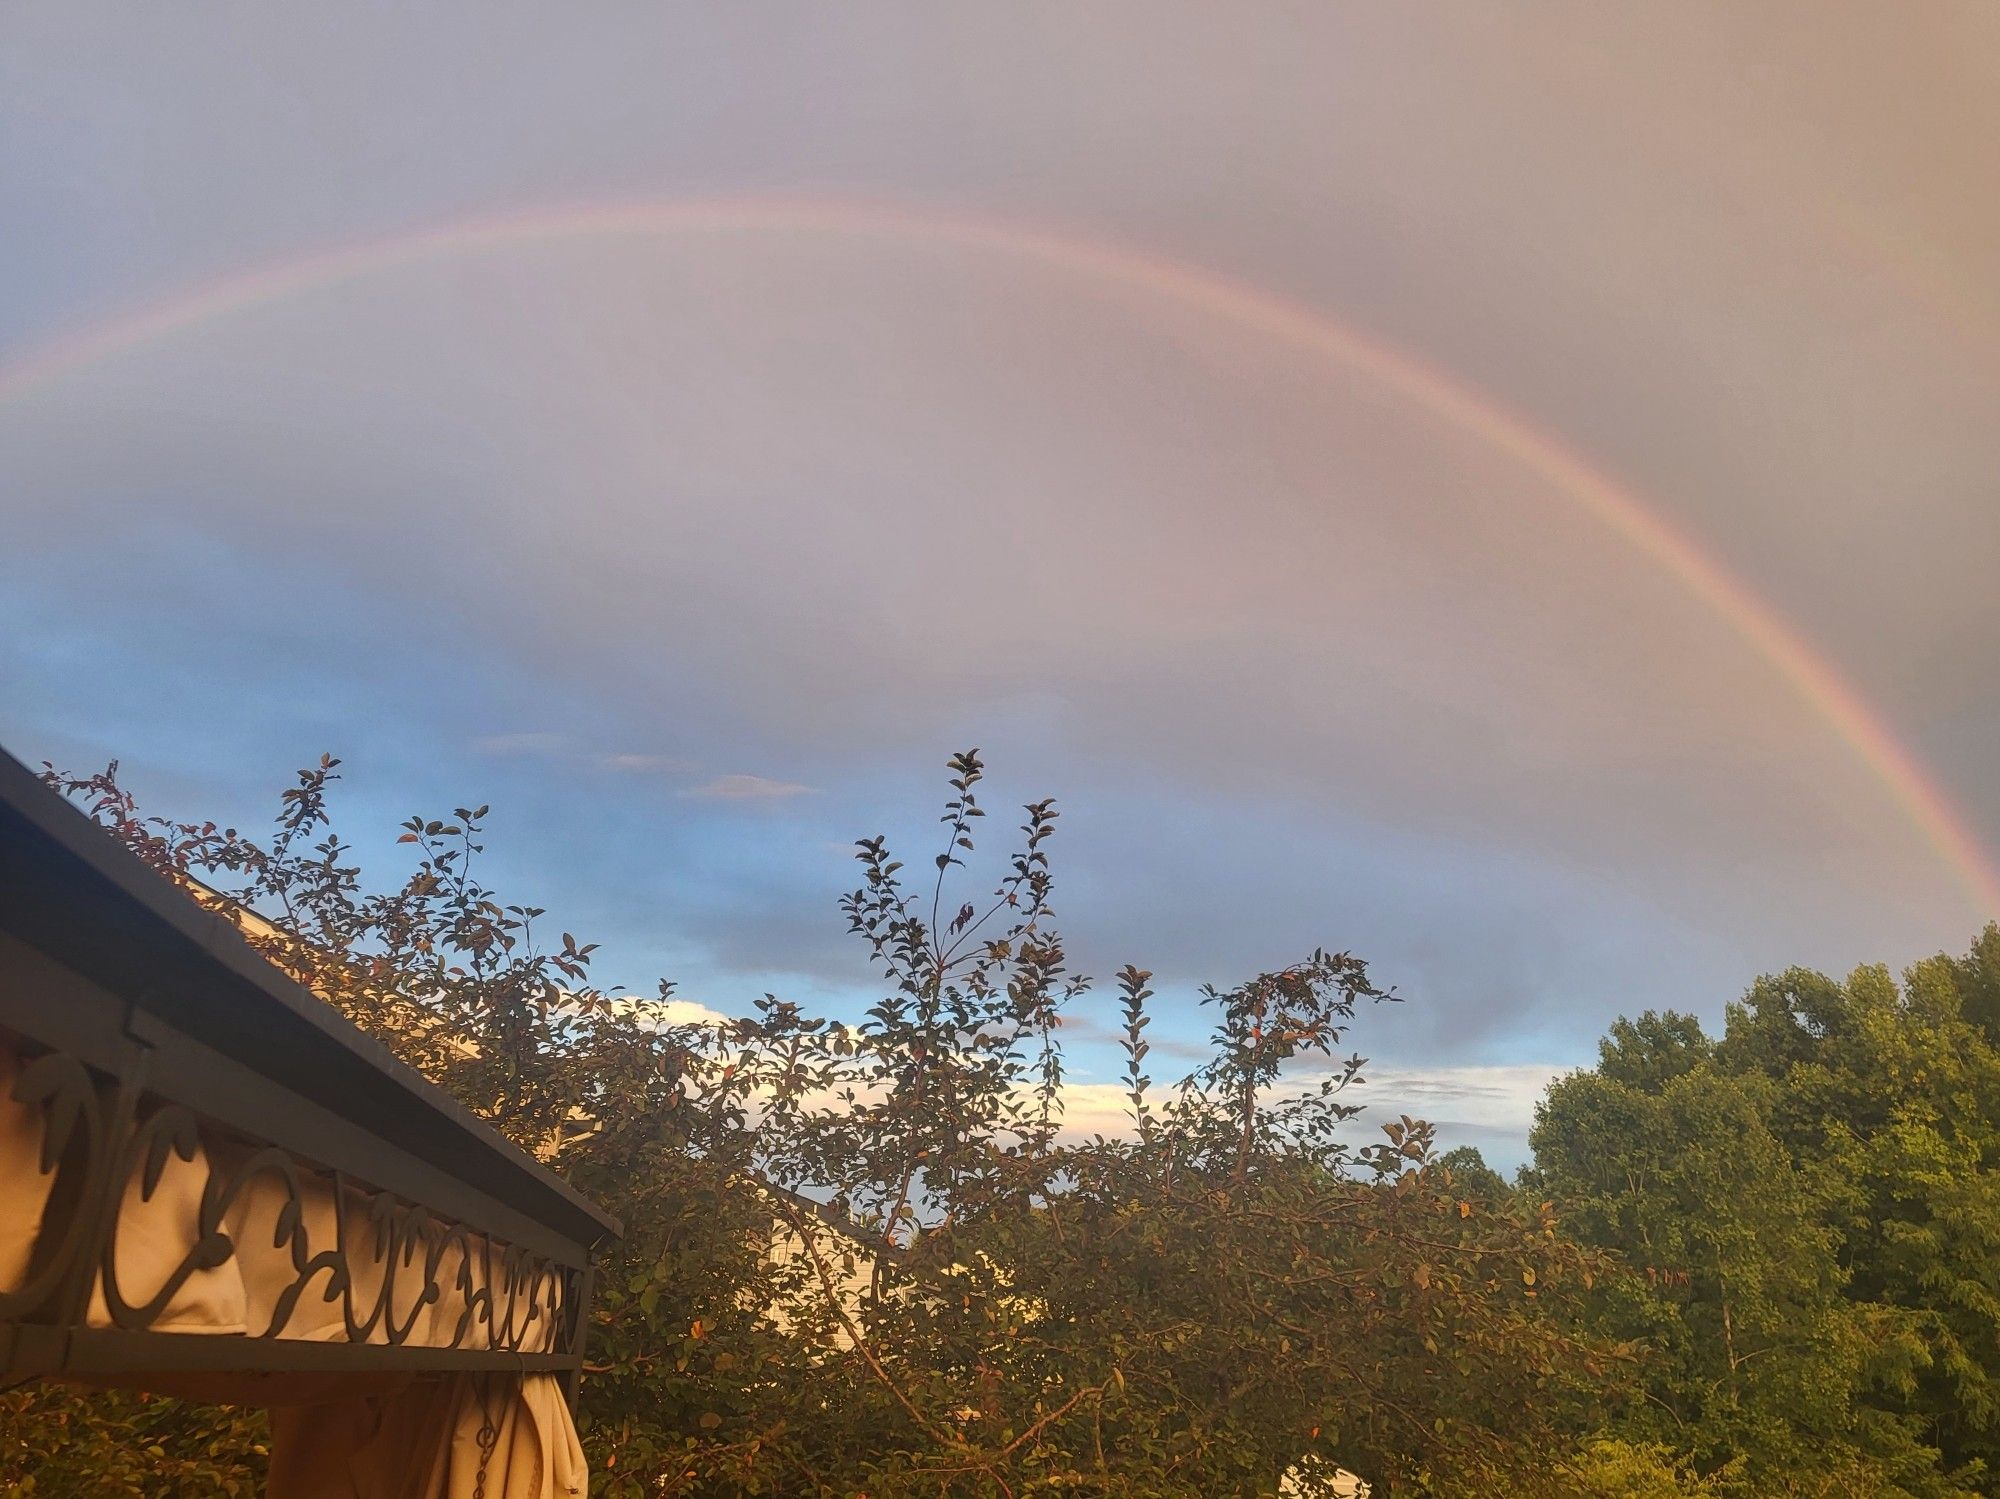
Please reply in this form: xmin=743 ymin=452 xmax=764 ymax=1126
xmin=0 ymin=748 xmax=617 ymax=1496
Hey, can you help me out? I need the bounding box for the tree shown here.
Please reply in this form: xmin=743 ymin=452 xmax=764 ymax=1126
xmin=1532 ymin=1058 xmax=1949 ymax=1494
xmin=1530 ymin=935 xmax=2000 ymax=1497
xmin=9 ymin=751 xmax=1635 ymax=1496
xmin=1717 ymin=954 xmax=2000 ymax=1481
xmin=1942 ymin=923 xmax=2000 ymax=1044
xmin=1431 ymin=1147 xmax=1507 ymax=1202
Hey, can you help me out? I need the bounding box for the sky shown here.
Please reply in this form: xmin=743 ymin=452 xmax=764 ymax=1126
xmin=5 ymin=4 xmax=1999 ymax=1166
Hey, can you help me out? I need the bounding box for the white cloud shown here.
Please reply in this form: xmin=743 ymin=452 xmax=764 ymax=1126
xmin=471 ymin=740 xmax=696 ymax=774
xmin=599 ymin=995 xmax=735 ymax=1030
xmin=1051 ymin=1081 xmax=1144 ymax=1140
xmin=1343 ymin=1062 xmax=1564 ymax=1135
xmin=598 ymin=752 xmax=689 ymax=773
xmin=1045 ymin=1064 xmax=1563 ymax=1149
xmin=658 ymin=997 xmax=733 ymax=1026
xmin=681 ymin=773 xmax=814 ymax=801
xmin=472 ymin=731 xmax=569 ymax=756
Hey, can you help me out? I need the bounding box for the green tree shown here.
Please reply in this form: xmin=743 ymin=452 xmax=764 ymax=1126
xmin=8 ymin=751 xmax=1634 ymax=1497
xmin=1532 ymin=1055 xmax=1951 ymax=1493
xmin=1943 ymin=923 xmax=2000 ymax=1044
xmin=1532 ymin=933 xmax=2000 ymax=1497
xmin=1717 ymin=951 xmax=2000 ymax=1480
xmin=1432 ymin=1146 xmax=1507 ymax=1202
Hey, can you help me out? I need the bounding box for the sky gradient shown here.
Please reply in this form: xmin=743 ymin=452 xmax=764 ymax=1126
xmin=6 ymin=4 xmax=1998 ymax=1164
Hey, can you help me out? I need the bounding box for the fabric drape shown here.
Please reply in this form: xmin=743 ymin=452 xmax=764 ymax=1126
xmin=267 ymin=1373 xmax=587 ymax=1499
xmin=2 ymin=1046 xmax=591 ymax=1498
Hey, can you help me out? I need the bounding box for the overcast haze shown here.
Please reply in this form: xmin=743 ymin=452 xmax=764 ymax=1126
xmin=5 ymin=4 xmax=1999 ymax=1163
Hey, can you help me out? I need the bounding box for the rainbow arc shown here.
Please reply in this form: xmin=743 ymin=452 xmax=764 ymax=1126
xmin=3 ymin=193 xmax=1992 ymax=917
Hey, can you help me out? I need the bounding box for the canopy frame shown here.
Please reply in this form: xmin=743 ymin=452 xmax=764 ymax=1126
xmin=0 ymin=748 xmax=618 ymax=1394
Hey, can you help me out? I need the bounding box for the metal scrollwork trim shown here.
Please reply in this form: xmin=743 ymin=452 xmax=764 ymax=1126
xmin=5 ymin=1044 xmax=580 ymax=1361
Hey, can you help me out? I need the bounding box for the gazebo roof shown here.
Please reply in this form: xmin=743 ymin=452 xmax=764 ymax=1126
xmin=0 ymin=744 xmax=614 ymax=1386
xmin=0 ymin=748 xmax=617 ymax=1251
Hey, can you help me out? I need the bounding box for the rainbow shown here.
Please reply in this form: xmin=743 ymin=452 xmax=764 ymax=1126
xmin=3 ymin=192 xmax=1994 ymax=917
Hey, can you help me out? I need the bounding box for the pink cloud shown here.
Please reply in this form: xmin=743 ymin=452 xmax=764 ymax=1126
xmin=681 ymin=773 xmax=814 ymax=801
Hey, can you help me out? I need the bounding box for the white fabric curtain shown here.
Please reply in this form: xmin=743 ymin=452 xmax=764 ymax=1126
xmin=2 ymin=1047 xmax=592 ymax=1498
xmin=267 ymin=1373 xmax=587 ymax=1499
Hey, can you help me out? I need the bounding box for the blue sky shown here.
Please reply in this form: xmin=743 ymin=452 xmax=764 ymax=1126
xmin=6 ymin=4 xmax=1999 ymax=1165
